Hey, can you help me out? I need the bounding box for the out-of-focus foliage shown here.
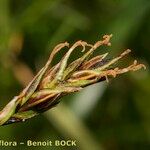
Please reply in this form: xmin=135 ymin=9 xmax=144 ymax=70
xmin=0 ymin=0 xmax=149 ymax=150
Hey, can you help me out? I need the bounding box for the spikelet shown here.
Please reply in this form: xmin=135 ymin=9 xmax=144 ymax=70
xmin=0 ymin=34 xmax=146 ymax=126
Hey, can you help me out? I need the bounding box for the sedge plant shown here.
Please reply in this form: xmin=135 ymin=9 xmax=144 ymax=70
xmin=0 ymin=34 xmax=146 ymax=126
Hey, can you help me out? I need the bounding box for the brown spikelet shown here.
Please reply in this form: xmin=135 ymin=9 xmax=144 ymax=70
xmin=0 ymin=34 xmax=146 ymax=126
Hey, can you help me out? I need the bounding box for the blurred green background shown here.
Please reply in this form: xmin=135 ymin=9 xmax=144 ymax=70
xmin=0 ymin=0 xmax=150 ymax=150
